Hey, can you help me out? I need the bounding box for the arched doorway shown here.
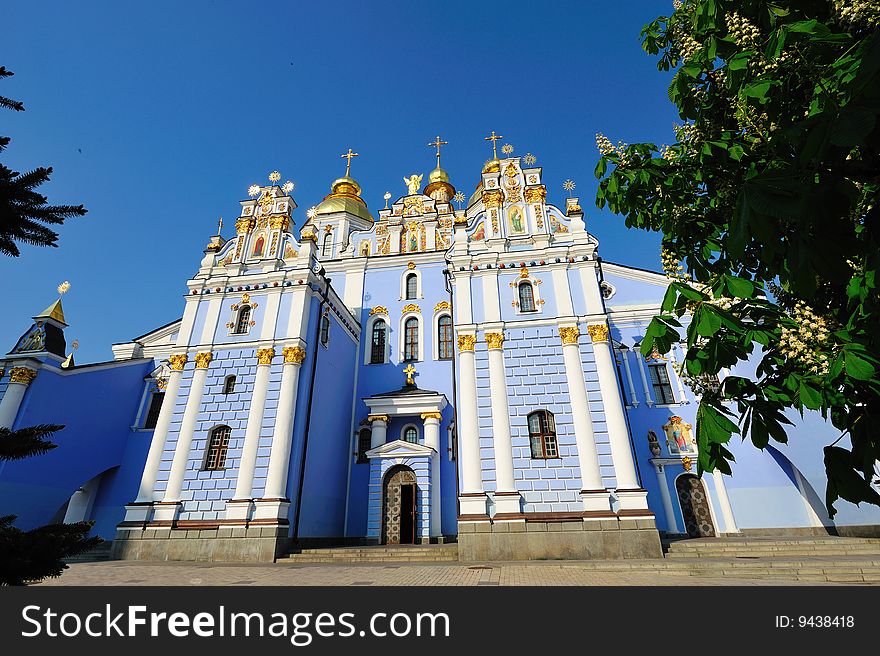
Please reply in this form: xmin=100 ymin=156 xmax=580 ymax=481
xmin=383 ymin=465 xmax=417 ymax=545
xmin=676 ymin=474 xmax=716 ymax=538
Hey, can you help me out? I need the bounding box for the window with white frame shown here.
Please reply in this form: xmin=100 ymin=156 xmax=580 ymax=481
xmin=233 ymin=306 xmax=252 ymax=334
xmin=204 ymin=425 xmax=231 ymax=470
xmin=405 ymin=273 xmax=418 ymax=300
xmin=403 ymin=317 xmax=419 ymax=361
xmin=402 ymin=425 xmax=419 ymax=444
xmin=370 ymin=319 xmax=387 ymax=364
xmin=143 ymin=392 xmax=164 ymax=430
xmin=528 ymin=410 xmax=558 ymax=459
xmin=437 ymin=314 xmax=453 ymax=360
xmin=648 ymin=363 xmax=676 ymax=404
xmin=518 ymin=282 xmax=536 ymax=312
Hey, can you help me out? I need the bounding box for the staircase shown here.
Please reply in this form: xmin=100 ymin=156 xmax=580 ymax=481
xmin=63 ymin=542 xmax=113 ymax=563
xmin=659 ymin=536 xmax=880 ymax=583
xmin=283 ymin=544 xmax=459 ymax=564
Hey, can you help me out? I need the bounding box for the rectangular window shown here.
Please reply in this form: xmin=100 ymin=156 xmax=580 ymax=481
xmin=649 ymin=363 xmax=676 ymax=404
xmin=357 ymin=430 xmax=371 ymax=464
xmin=528 ymin=410 xmax=559 ymax=459
xmin=143 ymin=392 xmax=164 ymax=429
xmin=205 ymin=426 xmax=231 ymax=470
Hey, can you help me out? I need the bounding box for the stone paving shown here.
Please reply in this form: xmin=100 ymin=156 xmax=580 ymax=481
xmin=36 ymin=560 xmax=843 ymax=586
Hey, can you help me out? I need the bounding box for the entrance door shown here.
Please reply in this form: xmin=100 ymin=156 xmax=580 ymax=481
xmin=676 ymin=474 xmax=716 ymax=538
xmin=383 ymin=466 xmax=417 ymax=545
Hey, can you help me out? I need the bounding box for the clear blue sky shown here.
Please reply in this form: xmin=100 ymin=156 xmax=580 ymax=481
xmin=2 ymin=1 xmax=676 ymax=363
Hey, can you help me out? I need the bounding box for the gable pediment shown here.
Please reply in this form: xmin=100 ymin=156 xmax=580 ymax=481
xmin=366 ymin=439 xmax=435 ymax=460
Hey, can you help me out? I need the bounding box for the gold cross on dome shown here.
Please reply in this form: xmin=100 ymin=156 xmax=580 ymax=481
xmin=341 ymin=148 xmax=359 ymax=176
xmin=484 ymin=131 xmax=503 ymax=159
xmin=403 ymin=363 xmax=417 ymax=386
xmin=428 ymin=135 xmax=448 ymax=167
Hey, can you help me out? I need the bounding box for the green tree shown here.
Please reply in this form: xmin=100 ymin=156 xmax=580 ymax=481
xmin=594 ymin=1 xmax=880 ymax=516
xmin=0 ymin=66 xmax=86 ymax=257
xmin=0 ymin=426 xmax=101 ymax=586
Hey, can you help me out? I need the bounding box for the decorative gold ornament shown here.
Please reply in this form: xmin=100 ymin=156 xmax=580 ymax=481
xmin=155 ymin=377 xmax=168 ymax=391
xmin=300 ymin=230 xmax=318 ymax=242
xmin=236 ymin=217 xmax=256 ymax=234
xmin=454 ymin=215 xmax=467 ymax=225
xmin=457 ymin=334 xmax=476 ymax=351
xmin=407 ymin=261 xmax=416 ymax=270
xmin=524 ymin=186 xmax=547 ymax=204
xmin=420 ymin=411 xmax=442 ymax=421
xmin=57 ymin=281 xmax=71 ymax=296
xmin=256 ymin=347 xmax=276 ymax=365
xmin=520 ymin=267 xmax=529 ymax=279
xmin=169 ymin=354 xmax=188 ymax=371
xmin=8 ymin=367 xmax=38 ymax=385
xmin=485 ymin=332 xmax=504 ymax=350
xmin=566 ymin=202 xmax=583 ymax=215
xmin=269 ymin=171 xmax=281 ymax=183
xmin=484 ymin=131 xmax=503 ymax=159
xmin=482 ymin=189 xmax=503 ymax=209
xmin=587 ymin=324 xmax=610 ymax=343
xmin=367 ymin=413 xmax=390 ymax=424
xmin=341 ymin=148 xmax=359 ymax=176
xmin=558 ymin=326 xmax=580 ymax=345
xmin=194 ymin=352 xmax=213 ymax=369
xmin=402 ymin=303 xmax=420 ymax=314
xmin=258 ymin=191 xmax=275 ymax=215
xmin=682 ymin=455 xmax=693 ymax=472
xmin=434 ymin=300 xmax=451 ymax=312
xmin=282 ymin=346 xmax=307 ymax=364
xmin=241 ymin=292 xmax=251 ymax=305
xmin=369 ymin=306 xmax=389 ymax=316
xmin=269 ymin=215 xmax=290 ymax=231
xmin=645 ymin=346 xmax=669 ymax=362
xmin=403 ymin=363 xmax=417 ymax=385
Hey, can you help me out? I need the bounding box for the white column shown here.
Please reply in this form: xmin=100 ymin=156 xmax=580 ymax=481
xmin=63 ymin=474 xmax=101 ymax=524
xmin=369 ymin=415 xmax=388 ymax=449
xmin=231 ymin=347 xmax=275 ymax=503
xmin=134 ymin=355 xmax=187 ymax=503
xmin=588 ymin=323 xmax=649 ymax=512
xmin=262 ymin=346 xmax=306 ymax=499
xmin=712 ymin=469 xmax=739 ymax=534
xmin=558 ymin=326 xmax=612 ymax=515
xmin=485 ymin=331 xmax=520 ymax=514
xmin=456 ymin=334 xmax=486 ymax=516
xmin=652 ymin=462 xmax=680 ymax=533
xmin=621 ymin=348 xmax=639 ymax=407
xmin=636 ymin=350 xmax=654 ymax=406
xmin=0 ymin=366 xmax=37 ymax=429
xmin=422 ymin=412 xmax=442 ymax=537
xmin=159 ymin=352 xmax=212 ymax=513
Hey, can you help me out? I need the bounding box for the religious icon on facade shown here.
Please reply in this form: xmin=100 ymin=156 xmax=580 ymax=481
xmin=509 ymin=207 xmax=525 ymax=234
xmin=663 ymin=416 xmax=696 ymax=454
xmin=471 ymin=221 xmax=485 ymax=241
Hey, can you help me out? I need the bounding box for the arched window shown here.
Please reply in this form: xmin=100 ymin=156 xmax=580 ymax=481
xmin=649 ymin=363 xmax=676 ymax=404
xmin=320 ymin=315 xmax=331 ymax=347
xmin=357 ymin=428 xmax=371 ymax=463
xmin=234 ymin=306 xmax=251 ymax=334
xmin=403 ymin=426 xmax=418 ymax=443
xmin=528 ymin=410 xmax=558 ymax=459
xmin=519 ymin=282 xmax=536 ymax=312
xmin=223 ymin=375 xmax=236 ymax=394
xmin=438 ymin=315 xmax=453 ymax=360
xmin=403 ymin=317 xmax=419 ymax=361
xmin=405 ymin=273 xmax=418 ymax=300
xmin=370 ymin=319 xmax=386 ymax=364
xmin=205 ymin=425 xmax=231 ymax=470
xmin=322 ymin=234 xmax=333 ymax=257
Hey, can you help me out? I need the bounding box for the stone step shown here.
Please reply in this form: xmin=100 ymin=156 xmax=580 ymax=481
xmin=283 ymin=544 xmax=460 ymax=564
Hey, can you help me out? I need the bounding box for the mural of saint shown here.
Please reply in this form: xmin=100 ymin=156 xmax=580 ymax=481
xmin=253 ymin=235 xmax=265 ymax=257
xmin=662 ymin=416 xmax=695 ymax=454
xmin=509 ymin=207 xmax=525 ymax=234
xmin=409 ymin=229 xmax=418 ymax=252
xmin=472 ymin=222 xmax=485 ymax=241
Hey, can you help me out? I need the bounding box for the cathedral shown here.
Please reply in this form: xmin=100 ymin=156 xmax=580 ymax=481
xmin=1 ymin=135 xmax=878 ymax=563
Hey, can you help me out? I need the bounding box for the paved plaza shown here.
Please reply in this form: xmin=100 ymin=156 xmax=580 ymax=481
xmin=35 ymin=559 xmax=850 ymax=586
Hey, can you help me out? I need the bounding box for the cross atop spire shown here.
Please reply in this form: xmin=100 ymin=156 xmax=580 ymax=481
xmin=403 ymin=363 xmax=417 ymax=386
xmin=427 ymin=135 xmax=448 ymax=168
xmin=484 ymin=131 xmax=503 ymax=159
xmin=341 ymin=148 xmax=359 ymax=177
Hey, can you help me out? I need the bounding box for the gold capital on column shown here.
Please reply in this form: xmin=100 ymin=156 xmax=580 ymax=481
xmin=367 ymin=414 xmax=390 ymax=424
xmin=282 ymin=346 xmax=307 ymax=364
xmin=420 ymin=412 xmax=442 ymax=421
xmin=587 ymin=323 xmax=610 ymax=343
xmin=485 ymin=332 xmax=504 ymax=350
xmin=457 ymin=334 xmax=476 ymax=352
xmin=194 ymin=352 xmax=213 ymax=368
xmin=169 ymin=354 xmax=188 ymax=371
xmin=8 ymin=367 xmax=38 ymax=385
xmin=256 ymin=347 xmax=276 ymax=365
xmin=558 ymin=326 xmax=581 ymax=345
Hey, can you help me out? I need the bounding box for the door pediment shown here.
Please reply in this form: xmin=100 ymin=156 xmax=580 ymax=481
xmin=366 ymin=439 xmax=435 ymax=459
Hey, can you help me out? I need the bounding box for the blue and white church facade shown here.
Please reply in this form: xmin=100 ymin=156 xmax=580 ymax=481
xmin=1 ymin=140 xmax=879 ymax=562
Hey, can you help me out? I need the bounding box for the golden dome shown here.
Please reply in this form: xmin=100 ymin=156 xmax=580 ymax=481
xmin=315 ymin=174 xmax=373 ymax=223
xmin=482 ymin=159 xmax=500 ymax=173
xmin=428 ymin=166 xmax=450 ymax=184
xmin=467 ymin=181 xmax=483 ymax=207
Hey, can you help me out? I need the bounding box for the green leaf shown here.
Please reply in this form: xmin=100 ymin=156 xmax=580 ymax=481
xmin=825 ymin=446 xmax=880 ymax=518
xmin=844 ymin=347 xmax=876 ymax=380
xmin=798 ymin=380 xmax=823 ymax=410
xmin=695 ymin=305 xmax=723 ymax=337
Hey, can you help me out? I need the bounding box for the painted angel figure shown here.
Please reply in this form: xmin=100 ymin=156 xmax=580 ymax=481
xmin=403 ymin=174 xmax=423 ymax=195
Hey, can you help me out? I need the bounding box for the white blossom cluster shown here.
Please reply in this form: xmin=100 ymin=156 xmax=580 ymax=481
xmin=834 ymin=0 xmax=880 ymax=28
xmin=778 ymin=300 xmax=834 ymax=375
xmin=659 ymin=144 xmax=677 ymax=161
xmin=595 ymin=133 xmax=632 ymax=165
xmin=726 ymin=12 xmax=761 ymax=50
xmin=661 ymin=247 xmax=688 ymax=280
xmin=674 ymin=122 xmax=699 ymax=144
